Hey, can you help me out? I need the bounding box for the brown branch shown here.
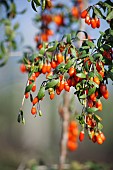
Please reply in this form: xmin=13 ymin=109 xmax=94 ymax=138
xmin=58 ymin=92 xmax=70 ymax=170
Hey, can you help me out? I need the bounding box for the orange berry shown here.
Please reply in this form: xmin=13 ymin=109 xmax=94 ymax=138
xmin=68 ymin=67 xmax=76 ymax=77
xmin=95 ymin=100 xmax=102 ymax=111
xmin=56 ymin=54 xmax=64 ymax=64
xmin=70 ymin=121 xmax=77 ymax=129
xmin=32 ymin=84 xmax=36 ymax=92
xmin=95 ymin=18 xmax=100 ymax=28
xmin=32 ymin=96 xmax=38 ymax=105
xmin=96 ymin=134 xmax=103 ymax=144
xmin=99 ymin=132 xmax=106 ymax=142
xmin=31 ymin=106 xmax=37 ymax=115
xmin=20 ymin=64 xmax=26 ymax=73
xmin=91 ymin=18 xmax=97 ymax=29
xmin=42 ymin=64 xmax=47 ymax=74
xmin=64 ymin=82 xmax=70 ymax=92
xmin=81 ymin=9 xmax=88 ymax=18
xmin=102 ymin=90 xmax=109 ymax=99
xmin=59 ymin=81 xmax=64 ymax=92
xmin=50 ymin=93 xmax=55 ymax=100
xmin=93 ymin=76 xmax=100 ymax=85
xmin=56 ymin=87 xmax=61 ymax=95
xmin=79 ymin=131 xmax=85 ymax=142
xmin=53 ymin=15 xmax=64 ymax=26
xmin=90 ymin=93 xmax=96 ymax=101
xmin=71 ymin=6 xmax=79 ymax=18
xmin=100 ymin=83 xmax=107 ymax=95
xmin=87 ymin=99 xmax=93 ymax=108
xmin=67 ymin=140 xmax=78 ymax=151
xmin=51 ymin=60 xmax=57 ymax=69
xmin=25 ymin=92 xmax=29 ymax=99
xmin=46 ymin=63 xmax=51 ymax=73
xmin=85 ymin=14 xmax=91 ymax=25
xmin=35 ymin=72 xmax=40 ymax=78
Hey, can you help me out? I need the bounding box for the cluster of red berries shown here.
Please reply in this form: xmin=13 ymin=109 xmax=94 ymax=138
xmin=67 ymin=121 xmax=78 ymax=151
xmin=81 ymin=9 xmax=100 ymax=29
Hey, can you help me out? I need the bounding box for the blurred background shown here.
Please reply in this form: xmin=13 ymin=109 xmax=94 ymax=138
xmin=0 ymin=0 xmax=113 ymax=170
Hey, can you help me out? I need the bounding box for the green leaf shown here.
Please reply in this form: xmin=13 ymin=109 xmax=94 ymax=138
xmin=79 ymin=94 xmax=86 ymax=99
xmin=39 ymin=48 xmax=45 ymax=55
xmin=106 ymin=10 xmax=113 ymax=20
xmin=94 ymin=7 xmax=105 ymax=19
xmin=33 ymin=0 xmax=41 ymax=6
xmin=46 ymin=79 xmax=59 ymax=89
xmin=18 ymin=9 xmax=27 ymax=14
xmin=46 ymin=42 xmax=58 ymax=52
xmin=88 ymin=87 xmax=96 ymax=96
xmin=25 ymin=83 xmax=34 ymax=93
xmin=88 ymin=80 xmax=99 ymax=88
xmin=39 ymin=110 xmax=42 ymax=116
xmin=28 ymin=0 xmax=31 ymax=2
xmin=76 ymin=73 xmax=86 ymax=78
xmin=0 ymin=42 xmax=6 ymax=54
xmin=66 ymin=34 xmax=71 ymax=44
xmin=13 ymin=23 xmax=19 ymax=30
xmin=86 ymin=40 xmax=95 ymax=48
xmin=94 ymin=114 xmax=102 ymax=122
xmin=88 ymin=72 xmax=95 ymax=78
xmin=98 ymin=122 xmax=103 ymax=130
xmin=42 ymin=0 xmax=46 ymax=10
xmin=38 ymin=86 xmax=45 ymax=100
xmin=31 ymin=0 xmax=37 ymax=12
xmin=22 ymin=117 xmax=25 ymax=125
xmin=87 ymin=107 xmax=98 ymax=113
xmin=76 ymin=115 xmax=85 ymax=125
xmin=71 ymin=48 xmax=77 ymax=59
xmin=65 ymin=58 xmax=75 ymax=69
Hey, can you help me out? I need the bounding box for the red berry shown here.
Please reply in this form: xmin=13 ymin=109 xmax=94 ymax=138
xmin=81 ymin=10 xmax=88 ymax=18
xmin=79 ymin=131 xmax=85 ymax=142
xmin=31 ymin=106 xmax=37 ymax=115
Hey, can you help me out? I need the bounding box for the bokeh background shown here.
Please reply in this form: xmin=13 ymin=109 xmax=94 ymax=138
xmin=0 ymin=0 xmax=113 ymax=169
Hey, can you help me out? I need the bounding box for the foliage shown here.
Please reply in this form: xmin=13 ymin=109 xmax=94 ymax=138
xmin=0 ymin=0 xmax=26 ymax=66
xmin=19 ymin=0 xmax=113 ymax=146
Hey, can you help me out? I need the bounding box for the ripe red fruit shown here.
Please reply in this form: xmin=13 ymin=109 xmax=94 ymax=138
xmin=51 ymin=60 xmax=57 ymax=69
xmin=50 ymin=93 xmax=55 ymax=100
xmin=85 ymin=15 xmax=91 ymax=25
xmin=67 ymin=140 xmax=78 ymax=151
xmin=96 ymin=134 xmax=103 ymax=145
xmin=99 ymin=132 xmax=106 ymax=142
xmin=95 ymin=18 xmax=100 ymax=28
xmin=102 ymin=90 xmax=109 ymax=99
xmin=57 ymin=54 xmax=64 ymax=64
xmin=35 ymin=72 xmax=40 ymax=78
xmin=79 ymin=131 xmax=85 ymax=142
xmin=59 ymin=81 xmax=64 ymax=92
xmin=93 ymin=76 xmax=100 ymax=85
xmin=64 ymin=81 xmax=70 ymax=92
xmin=91 ymin=18 xmax=97 ymax=29
xmin=81 ymin=10 xmax=88 ymax=18
xmin=42 ymin=64 xmax=47 ymax=74
xmin=25 ymin=92 xmax=29 ymax=99
xmin=100 ymin=84 xmax=107 ymax=95
xmin=32 ymin=84 xmax=36 ymax=92
xmin=31 ymin=106 xmax=37 ymax=115
xmin=32 ymin=96 xmax=38 ymax=105
xmin=68 ymin=67 xmax=75 ymax=77
xmin=95 ymin=100 xmax=102 ymax=111
xmin=20 ymin=64 xmax=26 ymax=73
